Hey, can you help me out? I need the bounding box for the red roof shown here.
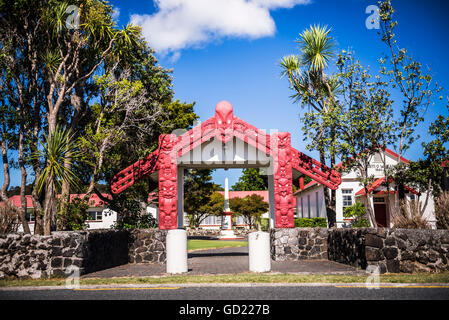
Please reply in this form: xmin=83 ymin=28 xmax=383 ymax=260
xmin=218 ymin=191 xmax=269 ymax=202
xmin=1 ymin=194 xmax=111 ymax=209
xmin=296 ymin=148 xmax=410 ymax=193
xmin=7 ymin=195 xmax=34 ymax=208
xmin=443 ymin=160 xmax=449 ymax=168
xmin=355 ymin=177 xmax=418 ymax=196
xmin=68 ymin=194 xmax=111 ymax=207
xmin=217 ymin=190 xmax=296 ymax=206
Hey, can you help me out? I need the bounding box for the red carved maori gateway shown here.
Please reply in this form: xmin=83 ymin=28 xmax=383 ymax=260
xmin=273 ymin=132 xmax=294 ymax=228
xmin=158 ymin=134 xmax=178 ymax=229
xmin=111 ymin=101 xmax=341 ymax=229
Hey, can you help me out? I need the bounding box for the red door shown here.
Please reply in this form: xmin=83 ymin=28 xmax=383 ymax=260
xmin=374 ymin=204 xmax=387 ymax=227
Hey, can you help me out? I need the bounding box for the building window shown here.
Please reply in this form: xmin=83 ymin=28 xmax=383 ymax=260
xmin=89 ymin=211 xmax=103 ymax=221
xmin=26 ymin=210 xmax=35 ymax=222
xmin=300 ymin=197 xmax=304 ymax=218
xmin=315 ymin=192 xmax=319 ymax=217
xmin=342 ymin=189 xmax=353 ymax=208
xmin=373 ymin=153 xmax=382 ymax=163
xmin=373 ymin=197 xmax=385 ymax=203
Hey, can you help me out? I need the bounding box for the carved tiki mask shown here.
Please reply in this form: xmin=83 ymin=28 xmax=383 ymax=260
xmin=276 ymin=178 xmax=292 ymax=198
xmin=276 ymin=132 xmax=291 ymax=150
xmin=214 ymin=101 xmax=234 ymax=143
xmin=159 ymin=179 xmax=176 ymax=199
xmin=159 ymin=134 xmax=177 ymax=153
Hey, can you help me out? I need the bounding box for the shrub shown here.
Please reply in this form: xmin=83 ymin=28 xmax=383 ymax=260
xmin=392 ymin=199 xmax=431 ymax=229
xmin=57 ymin=197 xmax=90 ymax=231
xmin=260 ymin=217 xmax=270 ymax=231
xmin=0 ymin=202 xmax=19 ymax=234
xmin=294 ymin=217 xmax=327 ymax=228
xmin=112 ymin=198 xmax=158 ymax=230
xmin=435 ymin=192 xmax=449 ymax=230
xmin=343 ymin=202 xmax=370 ymax=228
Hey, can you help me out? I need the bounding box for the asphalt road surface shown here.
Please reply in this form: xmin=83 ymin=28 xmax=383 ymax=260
xmin=1 ymin=284 xmax=449 ymax=300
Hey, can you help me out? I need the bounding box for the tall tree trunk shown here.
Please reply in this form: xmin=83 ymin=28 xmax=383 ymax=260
xmin=0 ymin=138 xmax=11 ymax=203
xmin=43 ymin=177 xmax=56 ymax=236
xmin=60 ymin=82 xmax=86 ymax=212
xmin=321 ymin=151 xmax=336 ymax=227
xmin=31 ymin=99 xmax=44 ymax=235
xmin=18 ymin=119 xmax=31 ymax=234
xmin=329 ymin=127 xmax=337 ymax=227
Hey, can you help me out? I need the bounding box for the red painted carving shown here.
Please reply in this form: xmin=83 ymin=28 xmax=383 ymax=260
xmin=273 ymin=132 xmax=294 ymax=228
xmin=111 ymin=152 xmax=159 ymax=194
xmin=110 ymin=101 xmax=342 ymax=230
xmin=290 ymin=148 xmax=341 ymax=190
xmin=158 ymin=134 xmax=178 ymax=230
xmin=215 ymin=101 xmax=235 ymax=143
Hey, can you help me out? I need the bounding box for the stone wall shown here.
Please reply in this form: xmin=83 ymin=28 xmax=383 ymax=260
xmin=128 ymin=229 xmax=167 ymax=264
xmin=327 ymin=228 xmax=370 ymax=269
xmin=270 ymin=228 xmax=328 ymax=261
xmin=0 ymin=229 xmax=167 ymax=279
xmin=328 ymin=228 xmax=449 ymax=273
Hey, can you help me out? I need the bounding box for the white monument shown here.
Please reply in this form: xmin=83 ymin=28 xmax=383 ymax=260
xmin=219 ymin=177 xmax=243 ymax=240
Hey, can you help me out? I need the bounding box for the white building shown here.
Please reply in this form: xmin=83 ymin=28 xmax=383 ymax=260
xmin=293 ymin=148 xmax=437 ymax=228
xmin=13 ymin=194 xmax=118 ymax=234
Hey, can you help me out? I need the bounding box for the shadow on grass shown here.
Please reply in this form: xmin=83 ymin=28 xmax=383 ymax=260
xmin=188 ymin=251 xmax=249 ymax=258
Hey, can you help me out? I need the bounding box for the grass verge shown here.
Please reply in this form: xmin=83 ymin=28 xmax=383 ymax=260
xmin=187 ymin=240 xmax=247 ymax=251
xmin=1 ymin=272 xmax=449 ymax=288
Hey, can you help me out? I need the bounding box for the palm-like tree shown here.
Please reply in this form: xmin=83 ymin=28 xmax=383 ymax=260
xmin=33 ymin=126 xmax=83 ymax=235
xmin=280 ymin=25 xmax=340 ymax=227
xmin=280 ymin=25 xmax=337 ymax=112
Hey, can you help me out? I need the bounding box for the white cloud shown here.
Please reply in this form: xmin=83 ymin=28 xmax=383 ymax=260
xmin=112 ymin=7 xmax=120 ymax=21
xmin=130 ymin=0 xmax=310 ymax=57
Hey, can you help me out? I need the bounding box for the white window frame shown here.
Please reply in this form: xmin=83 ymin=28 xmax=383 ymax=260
xmin=342 ymin=189 xmax=354 ymax=208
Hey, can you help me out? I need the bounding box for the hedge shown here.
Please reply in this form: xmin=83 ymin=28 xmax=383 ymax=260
xmin=259 ymin=217 xmax=327 ymax=230
xmin=294 ymin=218 xmax=327 ymax=228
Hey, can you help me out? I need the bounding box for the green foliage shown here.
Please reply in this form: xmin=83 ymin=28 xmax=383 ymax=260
xmin=202 ymin=193 xmax=225 ymax=217
xmin=421 ymin=102 xmax=449 ymax=194
xmin=230 ymin=195 xmax=269 ymax=230
xmin=111 ymin=197 xmax=157 ymax=230
xmin=32 ymin=125 xmax=84 ymax=195
xmin=296 ymin=25 xmax=336 ymax=72
xmin=294 ymin=218 xmax=327 ymax=228
xmin=343 ymin=202 xmax=370 ymax=228
xmin=260 ymin=218 xmax=270 ymax=231
xmin=232 ymin=168 xmax=268 ymax=191
xmin=184 ymin=169 xmax=222 ymax=229
xmin=57 ymin=197 xmax=90 ymax=231
xmin=378 ymin=0 xmax=442 ymax=188
xmin=280 ymin=24 xmax=339 ymax=159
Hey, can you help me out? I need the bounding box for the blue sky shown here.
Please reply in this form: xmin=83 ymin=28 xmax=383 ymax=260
xmin=109 ymin=0 xmax=449 ymax=188
xmin=3 ymin=0 xmax=449 ymax=189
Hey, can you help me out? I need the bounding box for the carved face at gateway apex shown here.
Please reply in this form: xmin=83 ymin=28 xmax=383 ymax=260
xmin=214 ymin=101 xmax=234 ymax=143
xmin=276 ymin=132 xmax=291 ymax=149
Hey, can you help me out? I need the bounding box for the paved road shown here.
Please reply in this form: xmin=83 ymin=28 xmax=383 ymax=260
xmin=1 ymin=284 xmax=449 ymax=300
xmin=83 ymin=246 xmax=359 ymax=278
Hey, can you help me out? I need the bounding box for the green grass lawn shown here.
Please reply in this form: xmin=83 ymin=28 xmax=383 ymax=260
xmin=187 ymin=239 xmax=248 ymax=251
